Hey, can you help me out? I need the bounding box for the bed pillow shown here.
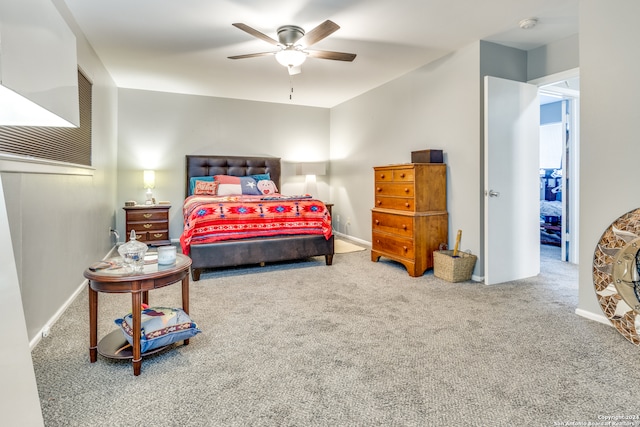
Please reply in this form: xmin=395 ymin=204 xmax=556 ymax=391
xmin=214 ymin=175 xmax=262 ymax=195
xmin=239 ymin=177 xmax=262 ymax=195
xmin=214 ymin=175 xmax=242 ymax=195
xmin=257 ymin=180 xmax=279 ymax=195
xmin=189 ymin=176 xmax=214 ymax=195
xmin=114 ymin=306 xmax=201 ymax=353
xmin=193 ymin=180 xmax=219 ymax=196
xmin=250 ymin=173 xmax=271 ymax=182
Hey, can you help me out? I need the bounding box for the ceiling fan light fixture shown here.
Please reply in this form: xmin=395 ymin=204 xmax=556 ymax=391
xmin=275 ymin=48 xmax=307 ymax=68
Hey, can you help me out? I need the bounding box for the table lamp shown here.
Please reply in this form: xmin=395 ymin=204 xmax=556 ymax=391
xmin=143 ymin=170 xmax=155 ymax=205
xmin=296 ymin=162 xmax=326 ymax=198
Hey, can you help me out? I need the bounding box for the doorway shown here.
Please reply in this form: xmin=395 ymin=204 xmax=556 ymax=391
xmin=532 ymin=69 xmax=580 ymax=264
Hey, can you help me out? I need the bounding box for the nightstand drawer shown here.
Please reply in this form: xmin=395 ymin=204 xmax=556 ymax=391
xmin=372 ymin=211 xmax=413 ymax=237
xmin=128 ymin=221 xmax=167 ymax=233
xmin=374 ymin=196 xmax=414 ymax=212
xmin=127 ymin=210 xmax=169 ymax=222
xmin=146 ymin=231 xmax=169 ymax=242
xmin=374 ymin=183 xmax=414 ymax=197
xmin=372 ymin=232 xmax=415 ymax=259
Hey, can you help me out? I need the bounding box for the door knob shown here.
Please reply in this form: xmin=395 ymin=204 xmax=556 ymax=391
xmin=487 ymin=190 xmax=500 ymax=197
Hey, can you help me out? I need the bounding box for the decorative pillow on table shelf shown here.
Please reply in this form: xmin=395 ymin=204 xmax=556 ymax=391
xmin=193 ymin=180 xmax=219 ymax=196
xmin=114 ymin=306 xmax=201 ymax=353
xmin=257 ymin=180 xmax=279 ymax=195
xmin=214 ymin=175 xmax=262 ymax=196
xmin=189 ymin=176 xmax=214 ymax=195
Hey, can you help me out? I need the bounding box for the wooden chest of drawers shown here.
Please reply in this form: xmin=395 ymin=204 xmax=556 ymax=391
xmin=123 ymin=205 xmax=171 ymax=246
xmin=371 ymin=164 xmax=448 ymax=277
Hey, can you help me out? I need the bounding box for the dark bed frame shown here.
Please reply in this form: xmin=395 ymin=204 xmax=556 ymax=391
xmin=185 ymin=155 xmax=334 ymax=281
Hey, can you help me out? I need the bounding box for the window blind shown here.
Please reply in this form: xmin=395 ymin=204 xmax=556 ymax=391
xmin=0 ymin=70 xmax=92 ymax=166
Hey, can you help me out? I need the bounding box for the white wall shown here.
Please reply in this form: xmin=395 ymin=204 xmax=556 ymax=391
xmin=0 ymin=1 xmax=118 ymax=424
xmin=116 ymin=89 xmax=330 ymax=241
xmin=528 ymin=34 xmax=579 ymax=81
xmin=578 ymin=0 xmax=640 ymax=318
xmin=1 ymin=0 xmax=118 ymax=343
xmin=330 ymin=43 xmax=482 ymax=265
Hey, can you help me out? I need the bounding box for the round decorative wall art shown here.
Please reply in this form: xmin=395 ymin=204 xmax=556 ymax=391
xmin=593 ymin=207 xmax=640 ymax=345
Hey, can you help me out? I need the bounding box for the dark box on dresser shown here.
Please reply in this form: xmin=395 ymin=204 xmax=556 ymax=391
xmin=411 ymin=149 xmax=443 ymax=163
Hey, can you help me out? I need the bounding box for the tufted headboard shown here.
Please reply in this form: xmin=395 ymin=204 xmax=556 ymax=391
xmin=185 ymin=155 xmax=281 ymax=197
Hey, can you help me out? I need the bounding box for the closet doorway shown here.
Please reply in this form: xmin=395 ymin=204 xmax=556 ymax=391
xmin=532 ymin=69 xmax=580 ymax=264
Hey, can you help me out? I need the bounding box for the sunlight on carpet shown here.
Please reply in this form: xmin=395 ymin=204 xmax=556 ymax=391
xmin=334 ymin=239 xmax=367 ymax=254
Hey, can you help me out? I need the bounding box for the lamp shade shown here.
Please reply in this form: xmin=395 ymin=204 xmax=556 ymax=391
xmin=143 ymin=170 xmax=155 ymax=189
xmin=296 ymin=162 xmax=326 ymax=176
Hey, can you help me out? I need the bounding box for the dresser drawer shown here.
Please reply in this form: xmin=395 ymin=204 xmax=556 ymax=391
xmin=375 ymin=167 xmax=415 ymax=183
xmin=391 ymin=168 xmax=414 ymax=182
xmin=372 ymin=231 xmax=415 ymax=259
xmin=374 ymin=183 xmax=414 ymax=197
xmin=374 ymin=196 xmax=414 ymax=212
xmin=127 ymin=210 xmax=169 ymax=222
xmin=372 ymin=211 xmax=413 ymax=237
xmin=375 ymin=169 xmax=394 ymax=182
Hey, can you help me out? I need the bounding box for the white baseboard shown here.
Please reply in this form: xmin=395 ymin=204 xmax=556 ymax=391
xmin=30 ymin=246 xmax=119 ymax=350
xmin=333 ymin=231 xmax=370 ymax=247
xmin=575 ymin=308 xmax=612 ymax=326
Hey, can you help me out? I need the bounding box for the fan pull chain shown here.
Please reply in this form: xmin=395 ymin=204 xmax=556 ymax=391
xmin=289 ymin=75 xmax=294 ymax=100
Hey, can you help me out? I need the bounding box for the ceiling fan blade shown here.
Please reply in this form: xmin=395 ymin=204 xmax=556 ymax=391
xmin=232 ymin=23 xmax=280 ymax=46
xmin=297 ymin=20 xmax=339 ymax=48
xmin=228 ymin=51 xmax=277 ymax=60
xmin=306 ymin=50 xmax=356 ymax=62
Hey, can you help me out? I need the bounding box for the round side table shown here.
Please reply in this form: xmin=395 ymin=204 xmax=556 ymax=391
xmin=83 ymin=253 xmax=192 ymax=376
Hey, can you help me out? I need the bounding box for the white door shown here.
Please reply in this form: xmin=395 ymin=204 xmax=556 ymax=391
xmin=484 ymin=76 xmax=540 ymax=285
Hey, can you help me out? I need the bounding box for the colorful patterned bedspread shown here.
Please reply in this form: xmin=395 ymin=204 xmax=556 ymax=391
xmin=180 ymin=194 xmax=332 ymax=255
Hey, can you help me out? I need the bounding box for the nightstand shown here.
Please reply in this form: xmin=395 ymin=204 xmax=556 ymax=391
xmin=324 ymin=203 xmax=333 ymax=216
xmin=123 ymin=205 xmax=171 ymax=246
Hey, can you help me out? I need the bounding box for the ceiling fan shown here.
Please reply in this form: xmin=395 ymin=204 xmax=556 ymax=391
xmin=228 ymin=20 xmax=356 ymax=75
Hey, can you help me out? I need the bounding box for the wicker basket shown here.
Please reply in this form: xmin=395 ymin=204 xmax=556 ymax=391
xmin=433 ymin=250 xmax=477 ymax=282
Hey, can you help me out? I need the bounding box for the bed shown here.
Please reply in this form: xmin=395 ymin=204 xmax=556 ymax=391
xmin=181 ymin=155 xmax=334 ymax=281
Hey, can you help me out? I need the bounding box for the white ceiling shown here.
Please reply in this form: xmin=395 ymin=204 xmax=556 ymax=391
xmin=61 ymin=0 xmax=579 ymax=108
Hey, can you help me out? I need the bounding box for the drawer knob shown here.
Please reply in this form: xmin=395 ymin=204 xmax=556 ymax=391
xmin=375 ymin=220 xmax=380 ymax=225
xmin=380 ymin=174 xmax=385 ymax=179
xmin=402 ymin=224 xmax=407 ymax=230
xmin=377 ymin=200 xmax=382 ymax=206
xmin=376 ymin=187 xmax=382 ymax=192
xmin=402 ymin=246 xmax=408 ymax=252
xmin=143 ymin=213 xmax=153 ymax=219
xmin=144 ymin=224 xmax=152 ymax=229
xmin=153 ymin=233 xmax=163 ymax=238
xmin=404 ymin=188 xmax=409 ymax=193
xmin=400 ymin=173 xmax=405 ymax=178
xmin=405 ymin=202 xmax=410 ymax=207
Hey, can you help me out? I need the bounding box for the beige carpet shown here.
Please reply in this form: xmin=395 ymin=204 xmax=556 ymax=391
xmin=334 ymin=238 xmax=367 ymax=254
xmin=32 ymin=245 xmax=639 ymax=426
